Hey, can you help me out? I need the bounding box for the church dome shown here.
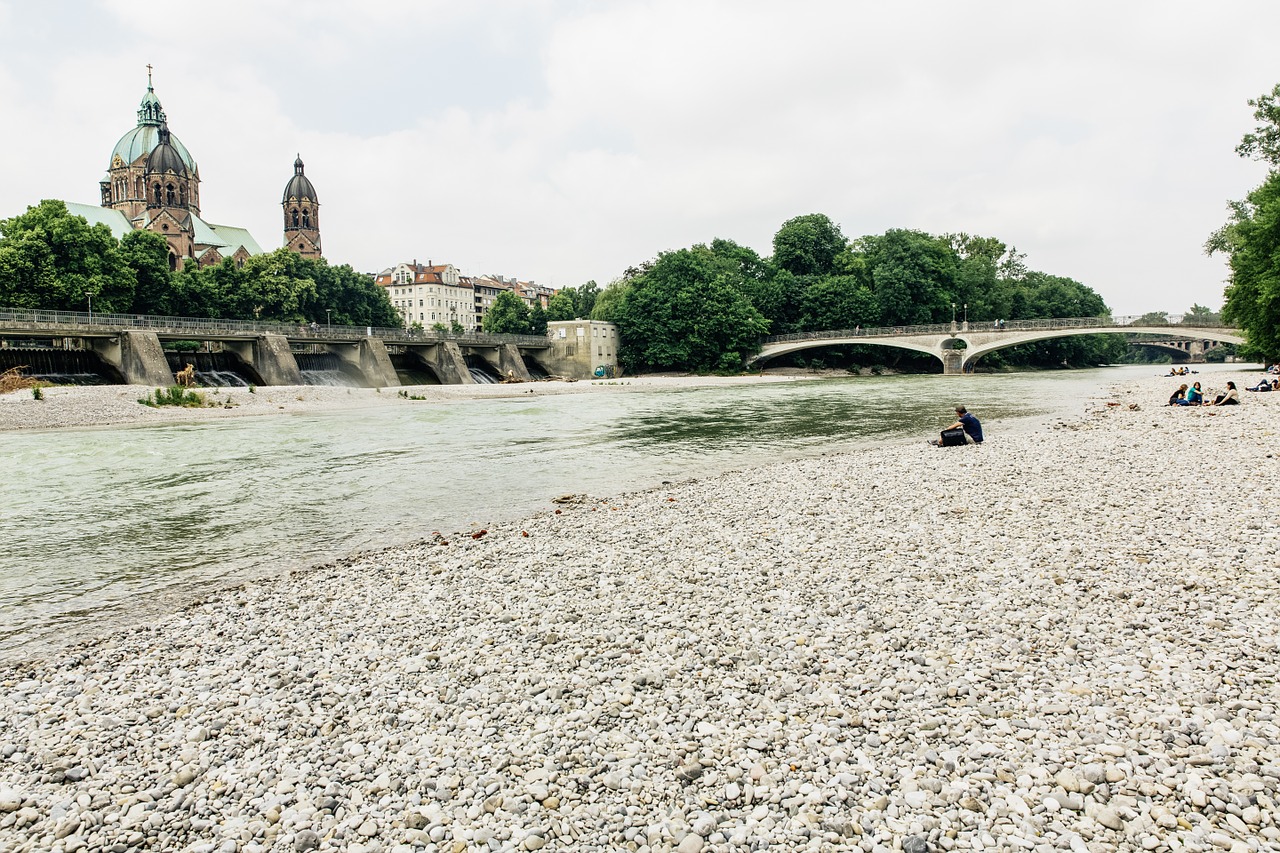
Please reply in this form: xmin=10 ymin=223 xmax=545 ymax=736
xmin=146 ymin=126 xmax=188 ymax=176
xmin=282 ymin=156 xmax=318 ymax=203
xmin=108 ymin=84 xmax=198 ymax=173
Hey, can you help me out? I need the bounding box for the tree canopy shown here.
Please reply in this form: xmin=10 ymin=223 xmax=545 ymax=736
xmin=1210 ymin=83 xmax=1280 ymax=361
xmin=609 ymin=215 xmax=1119 ymax=372
xmin=613 ymin=246 xmax=769 ymax=372
xmin=0 ymin=201 xmax=398 ymax=327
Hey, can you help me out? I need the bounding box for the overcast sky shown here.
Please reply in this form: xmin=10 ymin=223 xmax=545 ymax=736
xmin=2 ymin=1 xmax=1278 ymax=315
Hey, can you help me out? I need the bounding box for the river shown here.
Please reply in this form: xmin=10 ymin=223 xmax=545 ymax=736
xmin=0 ymin=364 xmax=1243 ymax=660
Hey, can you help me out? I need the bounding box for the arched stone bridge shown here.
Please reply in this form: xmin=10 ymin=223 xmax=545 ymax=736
xmin=752 ymin=316 xmax=1244 ymax=375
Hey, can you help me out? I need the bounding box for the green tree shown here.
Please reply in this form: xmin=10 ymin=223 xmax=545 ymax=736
xmin=590 ymin=281 xmax=631 ymax=322
xmin=528 ymin=301 xmax=548 ymax=335
xmin=855 ymin=229 xmax=957 ymax=326
xmin=483 ymin=290 xmax=531 ymax=334
xmin=613 ymin=245 xmax=768 ymax=372
xmin=120 ymin=230 xmax=174 ymax=315
xmin=568 ymin=280 xmax=600 ymax=318
xmin=0 ymin=200 xmax=136 ymax=311
xmin=772 ymin=213 xmax=846 ymax=277
xmin=798 ymin=275 xmax=880 ymax=330
xmin=1211 ymin=84 xmax=1280 ymax=360
xmin=1215 ymin=172 xmax=1280 ymax=359
xmin=545 ymin=290 xmax=576 ymax=321
xmin=1236 ymin=83 xmax=1280 ymax=165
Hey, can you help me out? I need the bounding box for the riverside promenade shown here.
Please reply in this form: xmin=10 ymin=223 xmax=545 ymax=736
xmin=1 ymin=371 xmax=1277 ymax=852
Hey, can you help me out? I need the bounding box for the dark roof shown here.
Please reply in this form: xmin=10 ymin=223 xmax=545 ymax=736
xmin=145 ymin=126 xmax=188 ymax=177
xmin=282 ymin=155 xmax=318 ymax=204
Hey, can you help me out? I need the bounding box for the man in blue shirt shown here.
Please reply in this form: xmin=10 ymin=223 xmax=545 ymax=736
xmin=933 ymin=405 xmax=983 ymax=445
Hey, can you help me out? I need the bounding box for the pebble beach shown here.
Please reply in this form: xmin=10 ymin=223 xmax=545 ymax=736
xmin=1 ymin=371 xmax=1278 ymax=853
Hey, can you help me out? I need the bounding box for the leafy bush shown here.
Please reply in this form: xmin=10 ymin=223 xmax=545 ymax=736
xmin=137 ymin=386 xmax=209 ymax=408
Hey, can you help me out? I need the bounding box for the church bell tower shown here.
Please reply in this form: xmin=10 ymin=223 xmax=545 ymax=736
xmin=282 ymin=155 xmax=321 ymax=259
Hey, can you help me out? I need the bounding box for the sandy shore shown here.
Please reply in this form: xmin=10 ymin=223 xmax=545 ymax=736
xmin=1 ymin=372 xmax=1278 ymax=852
xmin=0 ymin=373 xmax=817 ymax=433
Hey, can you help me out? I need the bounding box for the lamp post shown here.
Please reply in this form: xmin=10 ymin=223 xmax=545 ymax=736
xmin=962 ymin=303 xmax=968 ymax=332
xmin=950 ymin=302 xmax=957 ymax=333
xmin=87 ymin=293 xmax=93 ymax=325
xmin=326 ymin=309 xmax=332 ymax=332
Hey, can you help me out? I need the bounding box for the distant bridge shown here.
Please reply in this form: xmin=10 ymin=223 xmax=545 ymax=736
xmin=0 ymin=307 xmax=552 ymax=387
xmin=753 ymin=315 xmax=1244 ymax=375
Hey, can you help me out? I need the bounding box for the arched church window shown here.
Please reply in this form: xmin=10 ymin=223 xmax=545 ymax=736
xmin=169 ymin=252 xmax=178 ymax=272
xmin=154 ymin=183 xmax=162 ymax=205
xmin=292 ymin=209 xmax=300 ymax=227
xmin=166 ymin=184 xmax=176 ymax=206
xmin=302 ymin=210 xmax=311 ymax=229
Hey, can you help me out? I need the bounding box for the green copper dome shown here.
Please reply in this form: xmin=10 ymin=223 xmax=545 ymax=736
xmin=108 ymin=85 xmax=197 ymax=173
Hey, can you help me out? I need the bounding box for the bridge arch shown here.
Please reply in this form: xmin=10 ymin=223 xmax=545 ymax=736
xmin=959 ymin=326 xmax=1244 ymax=371
xmin=751 ymin=336 xmax=944 ymax=362
xmin=753 ymin=321 xmax=1245 ymax=375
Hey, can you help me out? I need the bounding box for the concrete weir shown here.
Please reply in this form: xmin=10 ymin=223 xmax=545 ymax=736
xmin=403 ymin=342 xmax=474 ymax=385
xmin=86 ymin=330 xmax=174 ymax=386
xmin=224 ymin=335 xmax=303 ymax=386
xmin=324 ymin=338 xmax=399 ymax=388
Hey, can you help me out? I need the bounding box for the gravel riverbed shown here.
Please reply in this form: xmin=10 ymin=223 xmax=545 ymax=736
xmin=1 ymin=372 xmax=1278 ymax=852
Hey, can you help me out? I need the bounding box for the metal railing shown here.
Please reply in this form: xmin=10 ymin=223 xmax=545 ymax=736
xmin=0 ymin=307 xmax=549 ymax=347
xmin=761 ymin=314 xmax=1233 ymax=344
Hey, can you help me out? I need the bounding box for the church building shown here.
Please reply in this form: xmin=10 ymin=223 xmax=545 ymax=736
xmin=64 ymin=72 xmax=321 ymax=270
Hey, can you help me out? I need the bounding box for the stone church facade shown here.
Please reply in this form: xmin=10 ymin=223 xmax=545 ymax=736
xmin=74 ymin=74 xmax=322 ymax=270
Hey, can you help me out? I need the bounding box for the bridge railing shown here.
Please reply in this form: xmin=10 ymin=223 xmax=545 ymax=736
xmin=760 ymin=314 xmax=1233 ymax=343
xmin=0 ymin=306 xmax=548 ymax=347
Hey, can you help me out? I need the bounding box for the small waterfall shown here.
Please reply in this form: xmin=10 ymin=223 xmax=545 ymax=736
xmin=301 ymin=370 xmax=362 ymax=387
xmin=296 ymin=352 xmax=363 ymax=387
xmin=165 ymin=352 xmax=255 ymax=387
xmin=195 ymin=370 xmax=249 ymax=387
xmin=464 ymin=355 xmax=502 ymax=384
xmin=0 ymin=349 xmax=120 ymax=384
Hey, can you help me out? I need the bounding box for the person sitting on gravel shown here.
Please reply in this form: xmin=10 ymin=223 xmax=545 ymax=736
xmin=1211 ymin=381 xmax=1240 ymax=406
xmin=1168 ymin=384 xmax=1188 ymax=406
xmin=1185 ymin=382 xmax=1205 ymax=405
xmin=930 ymin=406 xmax=983 ymax=446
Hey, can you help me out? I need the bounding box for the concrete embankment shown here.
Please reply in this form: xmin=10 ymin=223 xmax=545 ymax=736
xmin=0 ymin=373 xmax=1277 ymax=851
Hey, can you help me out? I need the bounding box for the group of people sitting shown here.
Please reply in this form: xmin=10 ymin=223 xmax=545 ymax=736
xmin=1167 ymin=381 xmax=1238 ymax=406
xmin=1164 ymin=366 xmax=1196 ymax=377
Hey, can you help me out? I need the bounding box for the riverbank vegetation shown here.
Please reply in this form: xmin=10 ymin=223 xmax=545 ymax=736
xmin=136 ymin=386 xmax=210 ymax=408
xmin=603 ymin=215 xmax=1128 ymax=373
xmin=1209 ymin=83 xmax=1280 ymax=362
xmin=0 ymin=201 xmax=399 ymax=328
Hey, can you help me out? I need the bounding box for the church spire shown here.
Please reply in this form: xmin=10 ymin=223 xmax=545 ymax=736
xmin=136 ymin=65 xmax=166 ymax=127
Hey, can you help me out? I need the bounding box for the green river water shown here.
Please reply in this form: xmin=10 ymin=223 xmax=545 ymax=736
xmin=0 ymin=364 xmax=1244 ymax=660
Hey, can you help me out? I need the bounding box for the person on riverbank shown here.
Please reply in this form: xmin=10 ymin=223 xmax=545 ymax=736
xmin=1168 ymin=384 xmax=1188 ymax=406
xmin=1211 ymin=382 xmax=1240 ymax=406
xmin=931 ymin=406 xmax=983 ymax=446
xmin=1186 ymin=382 xmax=1205 ymax=405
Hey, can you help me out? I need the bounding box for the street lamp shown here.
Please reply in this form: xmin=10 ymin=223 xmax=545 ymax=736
xmin=950 ymin=302 xmax=957 ymax=333
xmin=326 ymin=309 xmax=332 ymax=331
xmin=962 ymin=303 xmax=968 ymax=331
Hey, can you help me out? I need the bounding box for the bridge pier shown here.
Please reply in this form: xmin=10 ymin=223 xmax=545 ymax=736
xmin=224 ymin=334 xmax=303 ymax=386
xmin=494 ymin=343 xmax=530 ymax=381
xmin=941 ymin=350 xmax=965 ymax=375
xmin=404 ymin=342 xmax=474 ymax=384
xmin=322 ymin=338 xmax=400 ymax=388
xmin=87 ymin=330 xmax=174 ymax=386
